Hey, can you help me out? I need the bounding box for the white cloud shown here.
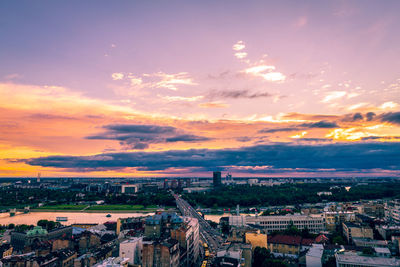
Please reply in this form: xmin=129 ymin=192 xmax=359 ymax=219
xmin=243 ymin=64 xmax=285 ymax=82
xmin=347 ymin=102 xmax=369 ymax=111
xmin=233 ymin=41 xmax=245 ymax=51
xmin=244 ymin=65 xmax=276 ymax=74
xmin=380 ymin=101 xmax=398 ymax=110
xmin=112 ymin=71 xmax=196 ymax=91
xmin=152 ymin=72 xmax=197 ymax=91
xmin=111 ymin=73 xmax=124 ymax=80
xmin=347 ymin=92 xmax=359 ymax=98
xmin=260 ymin=72 xmax=286 ymax=82
xmin=158 ymin=95 xmax=204 ymax=102
xmin=130 ymin=77 xmax=143 ymax=87
xmin=322 ymin=91 xmax=347 ymax=103
xmin=234 ymin=52 xmax=248 ymax=59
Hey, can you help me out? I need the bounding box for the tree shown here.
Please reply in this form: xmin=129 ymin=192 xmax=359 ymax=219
xmin=324 ymin=256 xmax=336 ymax=267
xmin=362 ymin=247 xmax=375 ymax=255
xmin=283 ymin=221 xmax=301 ymax=236
xmin=221 ymin=223 xmax=230 ymax=235
xmin=253 ymin=247 xmax=271 ymax=267
xmin=262 ymin=259 xmax=287 ymax=267
xmin=332 ymin=235 xmax=345 ymax=245
xmin=37 ymin=220 xmax=60 ymax=231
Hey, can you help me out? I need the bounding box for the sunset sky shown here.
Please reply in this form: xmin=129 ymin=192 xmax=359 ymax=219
xmin=1 ymin=0 xmax=400 ymax=177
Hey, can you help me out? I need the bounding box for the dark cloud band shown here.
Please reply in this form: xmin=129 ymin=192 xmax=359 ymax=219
xmin=86 ymin=124 xmax=211 ymax=149
xmin=21 ymin=142 xmax=400 ymax=173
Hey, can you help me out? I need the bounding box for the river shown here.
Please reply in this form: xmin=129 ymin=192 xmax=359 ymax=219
xmin=0 ymin=211 xmax=155 ymax=226
xmin=0 ymin=211 xmax=252 ymax=226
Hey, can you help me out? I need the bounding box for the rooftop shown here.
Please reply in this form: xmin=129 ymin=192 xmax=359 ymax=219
xmin=268 ymin=234 xmax=315 ymax=246
xmin=306 ymin=244 xmax=324 ymax=258
xmin=336 ymin=252 xmax=400 ymax=266
xmin=26 ymin=226 xmax=48 ymax=236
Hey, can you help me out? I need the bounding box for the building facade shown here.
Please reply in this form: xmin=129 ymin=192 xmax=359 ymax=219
xmin=142 ymin=239 xmax=180 ymax=267
xmin=213 ymin=171 xmax=222 ymax=187
xmin=170 ymin=217 xmax=199 ymax=267
xmin=119 ymin=237 xmax=143 ymax=266
xmin=245 ymin=214 xmax=326 ymax=233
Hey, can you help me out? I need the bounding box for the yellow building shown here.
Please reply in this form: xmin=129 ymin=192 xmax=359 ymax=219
xmin=245 ymin=231 xmax=267 ymax=250
xmin=268 ymin=235 xmax=314 ymax=256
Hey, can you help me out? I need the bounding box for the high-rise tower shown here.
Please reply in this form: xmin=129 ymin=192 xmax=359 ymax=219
xmin=213 ymin=171 xmax=221 ymax=187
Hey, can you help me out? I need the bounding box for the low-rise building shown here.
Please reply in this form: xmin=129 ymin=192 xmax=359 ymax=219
xmin=385 ymin=199 xmax=400 ymax=224
xmin=377 ymin=225 xmax=400 ymax=240
xmin=229 ymin=215 xmax=247 ymax=227
xmin=306 ymin=244 xmax=323 ymax=267
xmin=11 ymin=226 xmax=73 ymax=252
xmin=214 ymin=243 xmax=252 ymax=267
xmin=352 ymin=237 xmax=388 ymax=248
xmin=342 ymin=222 xmax=374 ymax=244
xmin=245 ymin=231 xmax=267 ymax=250
xmin=325 ymin=211 xmax=355 ymax=231
xmin=94 ymin=257 xmax=129 ymax=267
xmin=246 ymin=214 xmax=326 ymax=233
xmin=267 ymin=234 xmax=315 ymax=258
xmin=335 ymin=251 xmax=400 ymax=267
xmin=121 ymin=184 xmax=138 ymax=194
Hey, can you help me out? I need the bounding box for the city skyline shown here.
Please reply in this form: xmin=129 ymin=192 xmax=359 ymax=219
xmin=1 ymin=1 xmax=400 ymax=177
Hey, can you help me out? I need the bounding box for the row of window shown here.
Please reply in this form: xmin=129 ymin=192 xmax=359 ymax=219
xmin=257 ymin=221 xmax=324 ymax=225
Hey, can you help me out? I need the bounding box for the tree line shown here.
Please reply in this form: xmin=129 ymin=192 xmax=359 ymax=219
xmin=183 ymin=182 xmax=400 ymax=208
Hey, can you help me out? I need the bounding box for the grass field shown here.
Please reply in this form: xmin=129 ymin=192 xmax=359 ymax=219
xmin=35 ymin=204 xmax=87 ymax=210
xmin=87 ymin=204 xmax=157 ymax=211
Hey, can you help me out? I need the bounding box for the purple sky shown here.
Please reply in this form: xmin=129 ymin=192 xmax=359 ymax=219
xmin=1 ymin=1 xmax=400 ymax=177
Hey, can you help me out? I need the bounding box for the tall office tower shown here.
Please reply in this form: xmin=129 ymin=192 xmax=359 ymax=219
xmin=213 ymin=171 xmax=222 ymax=187
xmin=37 ymin=172 xmax=41 ymax=183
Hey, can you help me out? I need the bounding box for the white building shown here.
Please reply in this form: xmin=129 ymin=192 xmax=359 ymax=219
xmin=247 ymin=179 xmax=258 ymax=186
xmin=306 ymin=244 xmax=323 ymax=267
xmin=229 ymin=215 xmax=247 ymax=227
xmin=119 ymin=237 xmax=143 ymax=265
xmin=335 ymin=252 xmax=400 ymax=267
xmin=387 ymin=200 xmax=400 ymax=224
xmin=121 ymin=184 xmax=138 ymax=194
xmin=245 ymin=214 xmax=326 ymax=233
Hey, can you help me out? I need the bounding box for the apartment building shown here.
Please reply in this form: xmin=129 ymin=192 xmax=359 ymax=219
xmin=119 ymin=237 xmax=143 ymax=266
xmin=335 ymin=251 xmax=400 ymax=267
xmin=170 ymin=217 xmax=200 ymax=267
xmin=342 ymin=222 xmax=373 ymax=244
